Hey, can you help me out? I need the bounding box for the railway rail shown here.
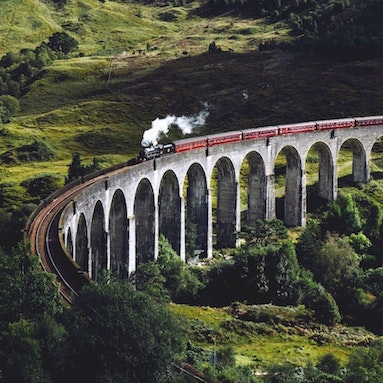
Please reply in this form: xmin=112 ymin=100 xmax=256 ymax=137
xmin=25 ymin=162 xmax=130 ymax=303
xmin=25 ymin=115 xmax=383 ymax=302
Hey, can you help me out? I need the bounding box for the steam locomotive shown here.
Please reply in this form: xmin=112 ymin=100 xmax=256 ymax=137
xmin=137 ymin=115 xmax=383 ymax=161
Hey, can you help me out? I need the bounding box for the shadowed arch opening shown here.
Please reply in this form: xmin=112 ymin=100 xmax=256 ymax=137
xmin=212 ymin=157 xmax=237 ymax=249
xmin=159 ymin=170 xmax=181 ymax=255
xmin=75 ymin=213 xmax=88 ymax=273
xmin=184 ymin=163 xmax=208 ymax=258
xmin=275 ymin=146 xmax=303 ymax=227
xmin=306 ymin=142 xmax=335 ymax=212
xmin=371 ymin=136 xmax=383 ymax=180
xmin=240 ymin=151 xmax=266 ymax=226
xmin=338 ymin=139 xmax=368 ymax=186
xmin=91 ymin=200 xmax=107 ymax=280
xmin=109 ymin=189 xmax=129 ymax=280
xmin=66 ymin=228 xmax=73 ymax=257
xmin=134 ymin=178 xmax=155 ymax=266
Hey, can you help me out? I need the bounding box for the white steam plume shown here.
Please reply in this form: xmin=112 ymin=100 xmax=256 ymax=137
xmin=141 ymin=103 xmax=209 ymax=147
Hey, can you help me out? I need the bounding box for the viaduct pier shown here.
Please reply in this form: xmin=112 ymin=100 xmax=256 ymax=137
xmin=26 ymin=117 xmax=383 ymax=290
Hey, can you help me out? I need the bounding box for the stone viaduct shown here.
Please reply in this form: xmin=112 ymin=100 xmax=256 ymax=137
xmin=59 ymin=124 xmax=383 ymax=280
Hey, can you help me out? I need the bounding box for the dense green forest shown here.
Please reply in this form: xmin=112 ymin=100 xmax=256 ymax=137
xmin=1 ymin=0 xmax=383 ymax=381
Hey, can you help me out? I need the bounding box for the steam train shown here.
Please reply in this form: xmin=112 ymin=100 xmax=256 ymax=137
xmin=137 ymin=115 xmax=383 ymax=161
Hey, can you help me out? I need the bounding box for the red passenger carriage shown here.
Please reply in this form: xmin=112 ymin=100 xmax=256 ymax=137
xmin=242 ymin=126 xmax=279 ymax=140
xmin=354 ymin=116 xmax=383 ymax=127
xmin=278 ymin=121 xmax=317 ymax=135
xmin=173 ymin=136 xmax=208 ymax=153
xmin=316 ymin=118 xmax=355 ymax=131
xmin=207 ymin=130 xmax=243 ymax=146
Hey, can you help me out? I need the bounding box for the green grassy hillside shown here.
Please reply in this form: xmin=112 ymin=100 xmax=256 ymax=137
xmin=1 ymin=0 xmax=382 ymax=185
xmin=171 ymin=303 xmax=376 ymax=370
xmin=1 ymin=0 xmax=383 ymax=376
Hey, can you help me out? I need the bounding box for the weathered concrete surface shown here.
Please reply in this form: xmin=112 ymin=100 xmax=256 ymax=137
xmin=60 ymin=125 xmax=383 ymax=279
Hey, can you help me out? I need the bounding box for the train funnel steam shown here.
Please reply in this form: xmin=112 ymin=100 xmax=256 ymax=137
xmin=141 ymin=103 xmax=209 ymax=147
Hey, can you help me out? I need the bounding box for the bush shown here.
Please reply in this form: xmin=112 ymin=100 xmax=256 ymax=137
xmin=47 ymin=32 xmax=78 ymax=55
xmin=21 ymin=174 xmax=64 ymax=201
xmin=65 ymin=280 xmax=185 ymax=382
xmin=157 ymin=235 xmax=203 ymax=303
xmin=325 ymin=193 xmax=362 ymax=235
xmin=298 ymin=273 xmax=341 ymax=326
xmin=0 ymin=95 xmax=19 ymax=123
xmin=345 ymin=339 xmax=383 ymax=382
xmin=0 ymin=182 xmax=28 ymax=210
xmin=0 ymin=139 xmax=55 ymax=164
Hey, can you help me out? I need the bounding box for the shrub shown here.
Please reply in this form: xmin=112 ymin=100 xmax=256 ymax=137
xmin=0 ymin=139 xmax=55 ymax=164
xmin=47 ymin=32 xmax=78 ymax=55
xmin=21 ymin=174 xmax=64 ymax=201
xmin=325 ymin=193 xmax=362 ymax=235
xmin=0 ymin=95 xmax=20 ymax=123
xmin=298 ymin=272 xmax=341 ymax=326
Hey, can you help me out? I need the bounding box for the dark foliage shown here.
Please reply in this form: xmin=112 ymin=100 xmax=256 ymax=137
xmin=64 ymin=278 xmax=185 ymax=383
xmin=201 ymin=0 xmax=383 ymax=60
xmin=47 ymin=32 xmax=78 ymax=55
xmin=0 ymin=139 xmax=55 ymax=164
xmin=0 ymin=243 xmax=62 ymax=331
xmin=21 ymin=174 xmax=64 ymax=202
xmin=66 ymin=153 xmax=102 ymax=183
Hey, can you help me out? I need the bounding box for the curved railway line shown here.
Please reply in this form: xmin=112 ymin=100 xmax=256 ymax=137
xmin=25 ymin=115 xmax=383 ymax=303
xmin=25 ymin=162 xmax=130 ymax=303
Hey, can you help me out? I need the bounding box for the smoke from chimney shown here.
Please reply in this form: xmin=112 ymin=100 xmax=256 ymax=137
xmin=141 ymin=103 xmax=209 ymax=147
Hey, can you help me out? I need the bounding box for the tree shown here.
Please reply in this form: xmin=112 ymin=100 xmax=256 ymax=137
xmin=0 ymin=51 xmax=19 ymax=68
xmin=0 ymin=95 xmax=19 ymax=123
xmin=297 ymin=271 xmax=341 ymax=325
xmin=237 ymin=219 xmax=288 ymax=248
xmin=65 ymin=279 xmax=185 ymax=382
xmin=0 ymin=316 xmax=69 ymax=383
xmin=0 ymin=243 xmax=62 ymax=328
xmin=1 ymin=320 xmax=48 ymax=383
xmin=296 ymin=218 xmax=322 ymax=271
xmin=317 ymin=353 xmax=342 ymax=375
xmin=345 ymin=339 xmax=383 ymax=383
xmin=47 ymin=32 xmax=78 ymax=55
xmin=233 ymin=239 xmax=300 ymax=305
xmin=316 ymin=233 xmax=360 ymax=292
xmin=133 ymin=260 xmax=169 ymax=301
xmin=66 ymin=152 xmax=84 ymax=182
xmin=66 ymin=153 xmax=102 ymax=183
xmin=325 ymin=193 xmax=362 ymax=235
xmin=157 ymin=234 xmax=202 ymax=302
xmin=34 ymin=43 xmax=55 ymax=68
xmin=21 ymin=173 xmax=64 ymax=201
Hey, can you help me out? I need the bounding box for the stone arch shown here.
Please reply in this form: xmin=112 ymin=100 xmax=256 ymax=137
xmin=90 ymin=200 xmax=107 ymax=280
xmin=370 ymin=135 xmax=383 ymax=180
xmin=306 ymin=142 xmax=335 ymax=209
xmin=276 ymin=146 xmax=303 ymax=227
xmin=134 ymin=178 xmax=155 ymax=266
xmin=66 ymin=228 xmax=73 ymax=257
xmin=109 ymin=189 xmax=129 ymax=280
xmin=241 ymin=151 xmax=266 ymax=226
xmin=75 ymin=213 xmax=89 ymax=273
xmin=339 ymin=139 xmax=368 ymax=184
xmin=213 ymin=157 xmax=237 ymax=249
xmin=185 ymin=163 xmax=208 ymax=257
xmin=159 ymin=170 xmax=181 ymax=255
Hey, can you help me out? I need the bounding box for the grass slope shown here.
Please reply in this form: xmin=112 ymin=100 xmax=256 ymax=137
xmin=1 ymin=0 xmax=383 ymax=371
xmin=2 ymin=0 xmax=382 ymax=187
xmin=4 ymin=49 xmax=383 ymax=186
xmin=171 ymin=303 xmax=375 ymax=369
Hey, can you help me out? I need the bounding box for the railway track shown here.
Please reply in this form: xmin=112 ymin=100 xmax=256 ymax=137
xmin=25 ymin=172 xmax=116 ymax=303
xmin=24 ymin=154 xmax=137 ymax=303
